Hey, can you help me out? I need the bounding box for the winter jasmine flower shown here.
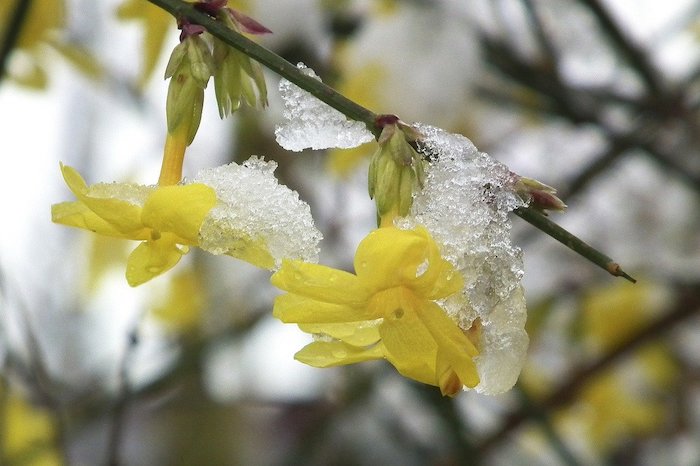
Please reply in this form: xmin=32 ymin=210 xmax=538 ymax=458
xmin=271 ymin=226 xmax=480 ymax=396
xmin=52 ymin=158 xmax=321 ymax=286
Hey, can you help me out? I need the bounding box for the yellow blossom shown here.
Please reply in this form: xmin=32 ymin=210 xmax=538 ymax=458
xmin=1 ymin=388 xmax=61 ymax=466
xmin=271 ymin=226 xmax=479 ymax=396
xmin=51 ymin=164 xmax=217 ymax=286
xmin=116 ymin=0 xmax=173 ymax=89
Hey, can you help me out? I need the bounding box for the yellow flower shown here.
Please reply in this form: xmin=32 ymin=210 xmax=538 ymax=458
xmin=116 ymin=0 xmax=173 ymax=89
xmin=2 ymin=387 xmax=61 ymax=466
xmin=52 ymin=159 xmax=322 ymax=286
xmin=271 ymin=226 xmax=480 ymax=396
xmin=51 ymin=164 xmax=217 ymax=287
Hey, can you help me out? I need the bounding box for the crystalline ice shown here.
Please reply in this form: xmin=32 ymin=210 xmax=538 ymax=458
xmin=192 ymin=157 xmax=322 ymax=267
xmin=405 ymin=123 xmax=528 ymax=394
xmin=88 ymin=182 xmax=153 ymax=206
xmin=275 ymin=63 xmax=374 ymax=152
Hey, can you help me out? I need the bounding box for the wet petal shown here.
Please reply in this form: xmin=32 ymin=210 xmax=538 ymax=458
xmin=273 ymin=293 xmax=373 ymax=323
xmin=298 ymin=321 xmax=381 ymax=346
xmin=141 ymin=183 xmax=217 ymax=243
xmin=295 ymin=341 xmax=383 ymax=367
xmin=271 ymin=260 xmax=369 ymax=305
xmin=60 ymin=164 xmax=147 ymax=234
xmin=51 ymin=201 xmax=149 ymax=239
xmin=125 ymin=234 xmax=186 ymax=286
xmin=354 ymin=227 xmax=426 ymax=291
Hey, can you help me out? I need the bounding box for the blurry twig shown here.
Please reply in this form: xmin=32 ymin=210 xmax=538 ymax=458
xmin=0 ymin=0 xmax=32 ymax=82
xmin=477 ymin=282 xmax=700 ymax=454
xmin=413 ymin=384 xmax=478 ymax=464
xmin=148 ymin=0 xmax=634 ymax=282
xmin=105 ymin=325 xmax=141 ymax=466
xmin=577 ymin=0 xmax=664 ymax=97
xmin=513 ymin=387 xmax=583 ymax=466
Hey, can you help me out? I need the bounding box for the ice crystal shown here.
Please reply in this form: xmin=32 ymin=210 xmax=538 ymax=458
xmin=404 ymin=124 xmax=528 ymax=394
xmin=275 ymin=63 xmax=374 ymax=151
xmin=193 ymin=157 xmax=322 ymax=267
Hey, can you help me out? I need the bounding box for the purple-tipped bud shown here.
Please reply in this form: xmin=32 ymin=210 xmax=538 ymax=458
xmin=228 ymin=9 xmax=272 ymax=35
xmin=514 ymin=176 xmax=567 ymax=213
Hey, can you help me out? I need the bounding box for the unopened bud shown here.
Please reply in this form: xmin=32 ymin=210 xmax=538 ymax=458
xmin=165 ymin=35 xmax=213 ymax=145
xmin=514 ymin=176 xmax=567 ymax=213
xmin=368 ymin=121 xmax=426 ymax=224
xmin=212 ymin=9 xmax=269 ymax=117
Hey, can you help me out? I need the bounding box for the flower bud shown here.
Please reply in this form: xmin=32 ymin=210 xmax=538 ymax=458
xmin=368 ymin=121 xmax=426 ymax=224
xmin=164 ymin=35 xmax=213 ymax=145
xmin=514 ymin=176 xmax=567 ymax=213
xmin=212 ymin=9 xmax=269 ymax=117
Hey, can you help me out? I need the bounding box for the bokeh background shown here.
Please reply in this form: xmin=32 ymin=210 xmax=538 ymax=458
xmin=2 ymin=0 xmax=700 ymax=464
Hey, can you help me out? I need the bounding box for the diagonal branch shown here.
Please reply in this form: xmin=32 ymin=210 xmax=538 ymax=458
xmin=146 ymin=0 xmax=635 ymax=282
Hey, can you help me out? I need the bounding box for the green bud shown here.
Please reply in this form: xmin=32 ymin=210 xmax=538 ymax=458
xmin=398 ymin=165 xmax=416 ymax=216
xmin=367 ymin=122 xmax=425 ymax=222
xmin=164 ymin=36 xmax=213 ymax=144
xmin=212 ymin=35 xmax=268 ymax=118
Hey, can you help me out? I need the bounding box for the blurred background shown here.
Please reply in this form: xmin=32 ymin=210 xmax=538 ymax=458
xmin=2 ymin=0 xmax=700 ymax=464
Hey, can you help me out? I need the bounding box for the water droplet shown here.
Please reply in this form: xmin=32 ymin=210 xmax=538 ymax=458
xmin=332 ymin=349 xmax=347 ymax=359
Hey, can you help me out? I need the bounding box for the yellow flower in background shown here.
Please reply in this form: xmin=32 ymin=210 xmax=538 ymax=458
xmin=272 ymin=226 xmax=479 ymax=396
xmin=51 ymin=164 xmax=217 ymax=286
xmin=150 ymin=269 xmax=207 ymax=335
xmin=0 ymin=0 xmax=63 ymax=88
xmin=116 ymin=0 xmax=173 ymax=89
xmin=1 ymin=388 xmax=60 ymax=466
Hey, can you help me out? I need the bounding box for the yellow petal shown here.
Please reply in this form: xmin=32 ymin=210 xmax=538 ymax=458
xmin=271 ymin=260 xmax=369 ymax=305
xmin=141 ymin=183 xmax=217 ymax=243
xmin=298 ymin=321 xmax=381 ymax=346
xmin=354 ymin=227 xmax=428 ymax=292
xmin=125 ymin=235 xmax=185 ymax=286
xmin=223 ymin=234 xmax=276 ymax=270
xmin=378 ymin=288 xmax=479 ymax=389
xmin=410 ymin=227 xmax=464 ymax=299
xmin=273 ymin=293 xmax=373 ymax=324
xmin=51 ymin=201 xmax=149 ymax=239
xmin=295 ymin=340 xmax=383 ymax=367
xmin=59 ymin=164 xmax=147 ymax=234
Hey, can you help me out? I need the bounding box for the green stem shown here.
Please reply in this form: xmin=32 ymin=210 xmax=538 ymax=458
xmin=515 ymin=207 xmax=635 ymax=282
xmin=146 ymin=0 xmax=380 ymax=137
xmin=146 ymin=0 xmax=634 ymax=282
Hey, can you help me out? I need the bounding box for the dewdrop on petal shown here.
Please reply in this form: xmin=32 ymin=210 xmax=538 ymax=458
xmin=404 ymin=124 xmax=528 ymax=394
xmin=275 ymin=63 xmax=374 ymax=151
xmin=192 ymin=157 xmax=322 ymax=268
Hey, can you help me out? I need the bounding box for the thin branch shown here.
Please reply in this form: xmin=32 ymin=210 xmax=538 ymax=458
xmin=105 ymin=327 xmax=140 ymax=466
xmin=577 ymin=0 xmax=664 ymax=97
xmin=146 ymin=0 xmax=380 ymax=137
xmin=146 ymin=0 xmax=634 ymax=281
xmin=477 ymin=282 xmax=700 ymax=454
xmin=513 ymin=387 xmax=583 ymax=466
xmin=0 ymin=0 xmax=32 ymax=82
xmin=514 ymin=207 xmax=635 ymax=282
